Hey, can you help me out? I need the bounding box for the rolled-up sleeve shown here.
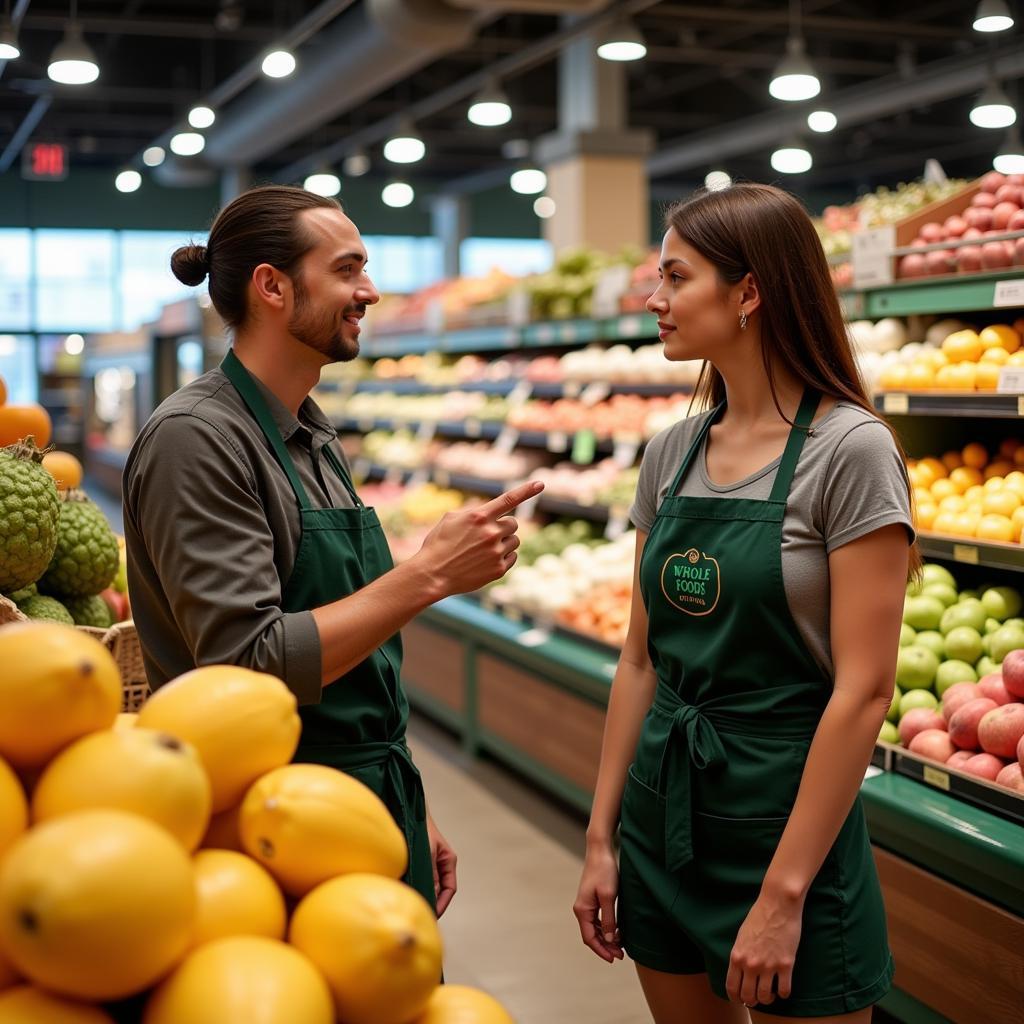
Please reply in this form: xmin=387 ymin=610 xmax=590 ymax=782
xmin=126 ymin=413 xmax=322 ymax=705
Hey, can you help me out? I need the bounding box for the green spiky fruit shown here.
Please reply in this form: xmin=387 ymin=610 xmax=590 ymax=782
xmin=18 ymin=594 xmax=74 ymax=624
xmin=63 ymin=593 xmax=114 ymax=629
xmin=39 ymin=489 xmax=119 ymax=598
xmin=6 ymin=582 xmax=38 ymax=604
xmin=0 ymin=439 xmax=60 ymax=593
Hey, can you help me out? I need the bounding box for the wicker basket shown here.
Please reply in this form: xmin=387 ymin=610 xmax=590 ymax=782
xmin=0 ymin=594 xmax=150 ymax=711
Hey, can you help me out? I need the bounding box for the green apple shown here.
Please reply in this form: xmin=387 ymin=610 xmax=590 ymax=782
xmin=976 ymin=656 xmax=999 ymax=678
xmin=914 ymin=631 xmax=946 ymax=659
xmin=959 ymin=589 xmax=980 ymax=603
xmin=935 ymin=659 xmax=978 ymax=697
xmin=944 ymin=626 xmax=984 ymax=665
xmin=990 ymin=623 xmax=1024 ymax=664
xmin=895 ymin=645 xmax=940 ymax=692
xmin=985 ymin=617 xmax=1002 ymax=635
xmin=887 ymin=684 xmax=903 ymax=723
xmin=899 ymin=688 xmax=939 ymax=718
xmin=879 ymin=721 xmax=900 ymax=744
xmin=903 ymin=595 xmax=946 ymax=631
xmin=940 ymin=598 xmax=987 ymax=635
xmin=1004 ymin=618 xmax=1024 ymax=631
xmin=981 ymin=586 xmax=1023 ymax=622
xmin=906 ymin=579 xmax=924 ymax=598
xmin=982 ymin=633 xmax=993 ymax=656
xmin=899 ymin=624 xmax=917 ymax=647
xmin=922 ymin=583 xmax=958 ymax=608
xmin=921 ymin=564 xmax=956 ymax=589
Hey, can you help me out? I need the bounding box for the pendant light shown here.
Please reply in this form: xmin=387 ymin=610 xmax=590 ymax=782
xmin=142 ymin=146 xmax=165 ymax=167
xmin=994 ymin=125 xmax=1024 ymax=174
xmin=0 ymin=1 xmax=20 ymax=60
xmin=807 ymin=109 xmax=837 ymax=133
xmin=970 ymin=78 xmax=1017 ymax=129
xmin=188 ymin=105 xmax=216 ymax=130
xmin=382 ymin=182 xmax=414 ymax=208
xmin=533 ymin=197 xmax=556 ymax=219
xmin=704 ymin=171 xmax=732 ymax=191
xmin=170 ymin=131 xmax=205 ymax=157
xmin=769 ymin=1 xmax=819 ymax=102
xmin=304 ymin=167 xmax=341 ymax=197
xmin=115 ymin=169 xmax=141 ymax=193
xmin=771 ymin=138 xmax=812 ymax=174
xmin=596 ymin=19 xmax=647 ymax=62
xmin=468 ymin=81 xmax=512 ymax=127
xmin=48 ymin=0 xmax=99 ymax=85
xmin=343 ymin=151 xmax=371 ymax=177
xmin=510 ymin=168 xmax=547 ymax=195
xmin=384 ymin=123 xmax=425 ymax=164
xmin=262 ymin=49 xmax=296 ymax=78
xmin=973 ymin=0 xmax=1014 ymax=32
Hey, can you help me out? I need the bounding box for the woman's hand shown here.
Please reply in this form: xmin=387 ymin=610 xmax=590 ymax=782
xmin=426 ymin=814 xmax=457 ymax=918
xmin=573 ymin=840 xmax=624 ymax=963
xmin=725 ymin=890 xmax=804 ymax=1007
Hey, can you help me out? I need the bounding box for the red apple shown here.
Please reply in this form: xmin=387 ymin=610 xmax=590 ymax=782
xmin=957 ymin=245 xmax=983 ymax=273
xmin=942 ymin=681 xmax=982 ymax=721
xmin=1008 ymin=209 xmax=1024 ymax=231
xmin=1018 ymin=731 xmax=1024 ymax=770
xmin=978 ymin=703 xmax=1024 ymax=759
xmin=926 ymin=249 xmax=954 ymax=276
xmin=944 ymin=215 xmax=967 ymax=237
xmin=995 ymin=762 xmax=1024 ymax=792
xmin=899 ymin=254 xmax=927 ymax=279
xmin=100 ymin=587 xmax=127 ymax=623
xmin=978 ymin=672 xmax=1014 ymax=706
xmin=964 ymin=207 xmax=994 ymax=231
xmin=981 ymin=171 xmax=1006 ymax=194
xmin=1010 ymin=175 xmax=1024 ymax=186
xmin=947 ymin=750 xmax=974 ymax=769
xmin=963 ymin=226 xmax=985 ymax=239
xmin=899 ymin=708 xmax=946 ymax=747
xmin=982 ymin=241 xmax=1013 ymax=269
xmin=992 ymin=202 xmax=1020 ymax=231
xmin=1015 ymin=238 xmax=1024 ymax=267
xmin=995 ymin=184 xmax=1023 ymax=205
xmin=973 ymin=191 xmax=998 ymax=208
xmin=1000 ymin=650 xmax=1024 ymax=700
xmin=963 ymin=753 xmax=1006 ymax=781
xmin=920 ymin=222 xmax=944 ymax=243
xmin=949 ymin=697 xmax=999 ymax=750
xmin=909 ymin=729 xmax=956 ymax=763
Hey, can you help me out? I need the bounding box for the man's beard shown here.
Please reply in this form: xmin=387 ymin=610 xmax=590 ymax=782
xmin=288 ymin=278 xmax=360 ymax=363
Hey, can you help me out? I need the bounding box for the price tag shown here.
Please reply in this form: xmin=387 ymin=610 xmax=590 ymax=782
xmin=851 ymin=225 xmax=895 ymax=289
xmin=506 ymin=288 xmax=532 ymax=327
xmin=612 ymin=436 xmax=641 ymax=469
xmin=591 ymin=265 xmax=632 ymax=319
xmin=997 ymin=368 xmax=1024 ymax=393
xmin=882 ymin=393 xmax=909 ymax=414
xmin=922 ymin=765 xmax=951 ymax=792
xmin=571 ymin=429 xmax=597 ymax=465
xmin=994 ymin=279 xmax=1024 ymax=308
xmin=433 ymin=468 xmax=451 ymax=488
xmin=953 ymin=544 xmax=979 ymax=565
xmin=605 ymin=507 xmax=630 ymax=541
xmin=416 ymin=420 xmax=438 ymax=442
xmin=518 ymin=627 xmax=552 ymax=648
xmin=465 ymin=419 xmax=482 ymax=439
xmin=562 ymin=380 xmax=582 ymax=399
xmin=547 ymin=431 xmax=568 ymax=453
xmin=507 ymin=380 xmax=533 ymax=406
xmin=494 ymin=426 xmax=520 ymax=455
xmin=580 ymin=381 xmax=611 ymax=407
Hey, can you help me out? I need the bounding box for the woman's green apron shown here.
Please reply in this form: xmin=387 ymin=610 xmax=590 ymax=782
xmin=619 ymin=390 xmax=893 ymax=1017
xmin=222 ymin=350 xmax=434 ymax=909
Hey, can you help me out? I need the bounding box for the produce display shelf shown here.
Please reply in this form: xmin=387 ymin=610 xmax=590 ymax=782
xmin=360 ymin=334 xmax=438 ymax=357
xmin=841 ymin=268 xmax=1024 ymax=319
xmin=333 ymin=416 xmax=504 ymax=441
xmin=873 ymin=392 xmax=1024 ymax=419
xmin=320 ymin=379 xmax=687 ymax=399
xmin=916 ymin=533 xmax=1024 ymax=573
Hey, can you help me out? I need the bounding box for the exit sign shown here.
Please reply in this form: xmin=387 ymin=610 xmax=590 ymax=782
xmin=22 ymin=142 xmax=69 ymax=181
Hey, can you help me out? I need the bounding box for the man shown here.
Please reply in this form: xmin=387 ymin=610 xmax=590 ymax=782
xmin=124 ymin=185 xmax=542 ymax=914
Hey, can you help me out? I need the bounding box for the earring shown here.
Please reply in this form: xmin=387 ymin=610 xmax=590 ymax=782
xmin=739 ymin=310 xmax=748 ymax=330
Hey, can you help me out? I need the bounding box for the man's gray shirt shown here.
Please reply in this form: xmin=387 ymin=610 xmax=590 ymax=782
xmin=123 ymin=367 xmax=357 ymax=705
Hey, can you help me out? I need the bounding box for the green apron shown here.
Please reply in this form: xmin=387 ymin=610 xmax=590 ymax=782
xmin=221 ymin=350 xmax=435 ymax=909
xmin=619 ymin=390 xmax=893 ymax=1017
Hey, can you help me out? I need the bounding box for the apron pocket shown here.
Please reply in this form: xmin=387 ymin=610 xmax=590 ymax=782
xmin=619 ymin=765 xmax=666 ymax=859
xmin=692 ymin=812 xmax=788 ymax=893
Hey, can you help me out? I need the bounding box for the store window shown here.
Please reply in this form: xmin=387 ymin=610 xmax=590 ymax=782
xmin=34 ymin=229 xmax=117 ymax=332
xmin=0 ymin=334 xmax=37 ymax=403
xmin=119 ymin=231 xmax=205 ymax=331
xmin=0 ymin=229 xmax=32 ymax=331
xmin=361 ymin=235 xmax=444 ymax=293
xmin=460 ymin=237 xmax=553 ymax=278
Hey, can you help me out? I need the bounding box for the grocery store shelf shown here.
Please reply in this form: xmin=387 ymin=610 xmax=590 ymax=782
xmin=841 ymin=268 xmax=1024 ymax=318
xmin=916 ymin=533 xmax=1024 ymax=572
xmin=334 ymin=416 xmax=504 ymax=441
xmin=873 ymin=392 xmax=1024 ymax=418
xmin=320 ymin=379 xmax=687 ymax=399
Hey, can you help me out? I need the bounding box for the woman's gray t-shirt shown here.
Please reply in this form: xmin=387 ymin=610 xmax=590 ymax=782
xmin=630 ymin=401 xmax=915 ymax=677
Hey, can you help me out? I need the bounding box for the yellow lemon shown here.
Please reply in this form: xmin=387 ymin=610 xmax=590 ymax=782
xmin=975 ymin=361 xmax=1002 ymax=391
xmin=981 ymin=346 xmax=1010 ymax=365
xmin=879 ymin=364 xmax=909 ymax=390
xmin=0 ymin=986 xmax=114 ymax=1023
xmin=985 ymin=460 xmax=1014 ymax=481
xmin=932 ymin=511 xmax=959 ymax=535
xmin=0 ymin=758 xmax=27 ymax=864
xmin=905 ymin=363 xmax=934 ymax=390
xmin=948 ymin=466 xmax=984 ymax=493
xmin=961 ymin=443 xmax=990 ymax=470
xmin=190 ymin=850 xmax=286 ymax=947
xmin=965 ymin=484 xmax=986 ymax=504
xmin=929 ymin=478 xmax=958 ymax=502
xmin=977 ymin=514 xmax=1015 ymax=543
xmin=913 ymin=486 xmax=934 ymax=507
xmin=919 ymin=457 xmax=947 ymax=481
xmin=1008 ymin=350 xmax=1024 ymax=367
xmin=941 ymin=329 xmax=983 ymax=364
xmin=938 ymin=495 xmax=967 ymax=513
xmin=983 ymin=489 xmax=1021 ymax=518
xmin=1003 ymin=471 xmax=1024 ymax=496
xmin=941 ymin=450 xmax=964 ymax=471
xmin=979 ymin=324 xmax=1021 ymax=354
xmin=935 ymin=365 xmax=960 ymax=390
xmin=915 ymin=503 xmax=937 ymax=531
xmin=1011 ymin=506 xmax=1024 ymax=542
xmin=410 ymin=986 xmax=516 ymax=1024
xmin=952 ymin=511 xmax=982 ymax=537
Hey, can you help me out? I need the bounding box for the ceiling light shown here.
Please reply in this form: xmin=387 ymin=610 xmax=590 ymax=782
xmin=384 ymin=126 xmax=425 ymax=164
xmin=261 ymin=49 xmax=296 ymax=79
xmin=771 ymin=139 xmax=812 ymax=174
xmin=973 ymin=0 xmax=1014 ymax=32
xmin=597 ymin=19 xmax=646 ymax=62
xmin=469 ymin=82 xmax=512 ymax=127
xmin=64 ymin=334 xmax=84 ymax=355
xmin=343 ymin=151 xmax=371 ymax=177
xmin=304 ymin=169 xmax=341 ymax=197
xmin=142 ymin=146 xmax=165 ymax=167
xmin=807 ymin=109 xmax=837 ymax=133
xmin=188 ymin=105 xmax=216 ymax=130
xmin=704 ymin=170 xmax=732 ymax=191
xmin=170 ymin=131 xmax=205 ymax=156
xmin=47 ymin=22 xmax=99 ymax=84
xmin=769 ymin=36 xmax=819 ymax=101
xmin=534 ymin=196 xmax=556 ymax=219
xmin=382 ymin=182 xmax=414 ymax=208
xmin=0 ymin=14 xmax=20 ymax=60
xmin=994 ymin=125 xmax=1024 ymax=174
xmin=970 ymin=79 xmax=1017 ymax=129
xmin=115 ymin=169 xmax=141 ymax=193
xmin=511 ymin=168 xmax=547 ymax=195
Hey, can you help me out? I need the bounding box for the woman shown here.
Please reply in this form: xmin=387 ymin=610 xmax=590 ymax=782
xmin=573 ymin=183 xmax=917 ymax=1023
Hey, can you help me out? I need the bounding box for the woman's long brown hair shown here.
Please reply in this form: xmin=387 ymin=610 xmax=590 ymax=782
xmin=665 ymin=183 xmax=921 ymax=577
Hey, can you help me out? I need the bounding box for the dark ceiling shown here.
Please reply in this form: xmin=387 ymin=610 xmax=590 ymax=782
xmin=1 ymin=0 xmax=1020 ymax=200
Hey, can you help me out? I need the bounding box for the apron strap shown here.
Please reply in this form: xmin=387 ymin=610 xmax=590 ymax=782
xmin=220 ymin=348 xmax=314 ymax=511
xmin=664 ymin=402 xmax=725 ymax=497
xmin=768 ymin=388 xmax=821 ymax=503
xmin=322 ymin=441 xmax=364 ymax=508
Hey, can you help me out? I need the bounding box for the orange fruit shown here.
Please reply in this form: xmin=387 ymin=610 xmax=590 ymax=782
xmin=999 ymin=439 xmax=1022 ymax=460
xmin=948 ymin=466 xmax=983 ymax=493
xmin=983 ymin=489 xmax=1021 ymax=517
xmin=919 ymin=457 xmax=947 ymax=481
xmin=1008 ymin=350 xmax=1024 ymax=367
xmin=952 ymin=511 xmax=981 ymax=537
xmin=929 ymin=478 xmax=958 ymax=502
xmin=922 ymin=349 xmax=949 ymax=369
xmin=941 ymin=330 xmax=983 ymax=364
xmin=938 ymin=495 xmax=967 ymax=513
xmin=1003 ymin=471 xmax=1024 ymax=496
xmin=979 ymin=324 xmax=1021 ymax=354
xmin=941 ymin=450 xmax=964 ymax=471
xmin=975 ymin=362 xmax=1002 ymax=391
xmin=932 ymin=511 xmax=959 ymax=535
xmin=913 ymin=486 xmax=934 ymax=507
xmin=41 ymin=451 xmax=84 ymax=491
xmin=951 ymin=363 xmax=977 ymax=390
xmin=905 ymin=363 xmax=934 ymax=390
xmin=1012 ymin=506 xmax=1024 ymax=542
xmin=982 ymin=346 xmax=1010 ymax=365
xmin=985 ymin=460 xmax=1014 ymax=481
xmin=935 ymin=365 xmax=959 ymax=390
xmin=961 ymin=443 xmax=990 ymax=470
xmin=977 ymin=514 xmax=1015 ymax=543
xmin=879 ymin=364 xmax=909 ymax=390
xmin=1016 ymin=447 xmax=1024 ymax=469
xmin=915 ymin=503 xmax=937 ymax=530
xmin=0 ymin=405 xmax=52 ymax=448
xmin=965 ymin=484 xmax=986 ymax=504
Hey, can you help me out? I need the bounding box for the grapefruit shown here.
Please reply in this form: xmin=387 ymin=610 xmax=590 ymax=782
xmin=0 ymin=810 xmax=195 ymax=1001
xmin=290 ymin=873 xmax=442 ymax=1024
xmin=31 ymin=729 xmax=211 ymax=851
xmin=136 ymin=666 xmax=301 ymax=812
xmin=190 ymin=850 xmax=286 ymax=946
xmin=411 ymin=985 xmax=515 ymax=1024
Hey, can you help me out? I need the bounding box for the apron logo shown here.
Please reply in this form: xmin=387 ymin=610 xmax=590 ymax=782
xmin=660 ymin=548 xmax=721 ymax=616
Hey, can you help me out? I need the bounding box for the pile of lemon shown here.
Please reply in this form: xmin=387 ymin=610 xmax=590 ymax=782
xmin=879 ymin=324 xmax=1023 ymax=392
xmin=0 ymin=623 xmax=513 ymax=1024
xmin=910 ymin=441 xmax=1024 ymax=543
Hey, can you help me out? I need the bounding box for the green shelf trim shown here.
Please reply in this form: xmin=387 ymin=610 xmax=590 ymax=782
xmin=861 ymin=772 xmax=1024 ymax=916
xmin=841 ymin=268 xmax=1024 ymax=318
xmin=874 ymin=393 xmax=1024 ymax=419
xmin=362 ymin=334 xmax=437 ymax=357
xmin=441 ymin=326 xmax=520 ymax=352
